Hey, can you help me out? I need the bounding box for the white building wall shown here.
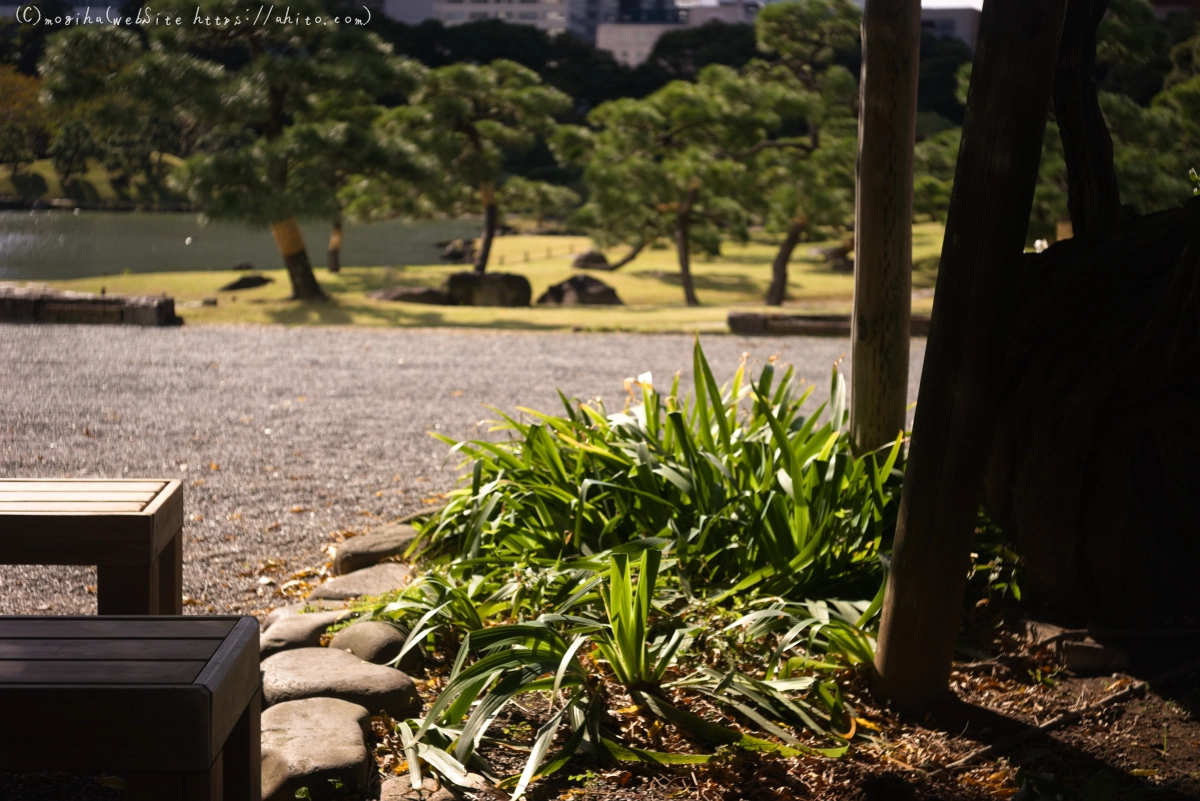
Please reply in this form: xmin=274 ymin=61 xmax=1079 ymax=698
xmin=385 ymin=0 xmax=437 ymax=24
xmin=434 ymin=0 xmax=616 ymax=39
xmin=597 ymin=21 xmax=682 ymax=65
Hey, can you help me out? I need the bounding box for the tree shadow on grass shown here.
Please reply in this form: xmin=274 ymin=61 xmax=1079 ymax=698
xmin=262 ymin=295 xmax=563 ymax=331
xmin=11 ymin=171 xmax=47 ymax=198
xmin=631 ymin=268 xmax=764 ymax=295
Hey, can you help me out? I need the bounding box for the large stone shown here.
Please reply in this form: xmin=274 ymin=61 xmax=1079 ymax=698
xmin=536 ymin=274 xmax=622 ymax=306
xmin=260 ymin=609 xmax=353 ymax=658
xmin=380 ymin=775 xmax=455 ymax=801
xmin=366 ymin=286 xmax=455 ymax=305
xmin=261 ymin=698 xmax=371 ymax=801
xmin=444 ymin=271 xmax=532 ymax=307
xmin=329 ymin=621 xmax=420 ymax=669
xmin=333 ymin=523 xmax=419 ymax=575
xmin=260 ymin=647 xmax=422 ymax=718
xmin=308 ymin=563 xmax=414 ymax=601
xmin=261 ymin=601 xmax=349 ymax=630
xmin=571 ymin=249 xmax=610 ymax=270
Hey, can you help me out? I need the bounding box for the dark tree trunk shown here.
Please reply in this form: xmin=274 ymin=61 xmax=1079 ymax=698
xmin=475 ymin=181 xmax=497 ymax=274
xmin=605 ymin=241 xmax=646 ymax=270
xmin=985 ymin=200 xmax=1200 ymax=627
xmin=327 ymin=218 xmax=343 ymax=274
xmin=873 ymin=0 xmax=1069 ymax=714
xmin=766 ymin=218 xmax=805 ymax=306
xmin=674 ymin=185 xmax=700 ymax=308
xmin=1054 ymin=0 xmax=1124 ymax=236
xmin=270 ymin=218 xmax=327 ymax=301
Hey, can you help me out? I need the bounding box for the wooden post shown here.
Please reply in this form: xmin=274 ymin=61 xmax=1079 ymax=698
xmin=873 ymin=0 xmax=1070 ymax=714
xmin=849 ymin=0 xmax=921 ymax=456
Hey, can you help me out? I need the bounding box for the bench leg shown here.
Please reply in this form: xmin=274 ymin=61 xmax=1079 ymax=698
xmin=97 ymin=563 xmax=156 ymax=615
xmin=97 ymin=532 xmax=183 ymax=615
xmin=222 ymin=689 xmax=262 ymax=801
xmin=127 ymin=752 xmax=223 ymax=801
xmin=159 ymin=530 xmax=184 ymax=614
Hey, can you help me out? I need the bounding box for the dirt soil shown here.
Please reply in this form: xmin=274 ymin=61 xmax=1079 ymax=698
xmin=373 ymin=616 xmax=1200 ymax=801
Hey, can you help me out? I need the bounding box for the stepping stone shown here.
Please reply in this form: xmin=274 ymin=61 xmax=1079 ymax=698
xmin=260 ymin=647 xmax=422 ymax=719
xmin=333 ymin=523 xmax=419 ymax=575
xmin=261 ymin=601 xmax=349 ymax=630
xmin=261 ymin=697 xmax=371 ymax=801
xmin=261 ymin=609 xmax=353 ymax=659
xmin=329 ymin=620 xmax=420 ymax=669
xmin=380 ymin=775 xmax=455 ymax=801
xmin=308 ymin=563 xmax=413 ymax=601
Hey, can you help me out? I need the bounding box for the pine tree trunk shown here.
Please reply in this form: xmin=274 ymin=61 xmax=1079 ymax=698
xmin=606 ymin=241 xmax=646 ymax=270
xmin=1054 ymin=0 xmax=1123 ymax=235
xmin=766 ymin=218 xmax=805 ymax=307
xmin=328 ymin=219 xmax=343 ymax=274
xmin=475 ymin=181 xmax=498 ymax=274
xmin=675 ymin=184 xmax=700 ymax=307
xmin=850 ymin=0 xmax=920 ymax=457
xmin=985 ymin=200 xmax=1200 ymax=627
xmin=873 ymin=0 xmax=1069 ymax=714
xmin=270 ymin=218 xmax=327 ymax=301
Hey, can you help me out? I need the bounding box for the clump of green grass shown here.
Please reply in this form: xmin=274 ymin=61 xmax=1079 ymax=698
xmin=362 ymin=340 xmax=905 ymax=798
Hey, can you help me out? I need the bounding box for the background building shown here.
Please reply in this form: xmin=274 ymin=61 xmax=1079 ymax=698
xmin=384 ymin=0 xmax=436 ymax=24
xmin=432 ymin=0 xmax=618 ymax=40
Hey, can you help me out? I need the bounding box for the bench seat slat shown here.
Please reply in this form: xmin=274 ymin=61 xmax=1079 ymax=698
xmin=0 ymin=501 xmax=149 ymax=512
xmin=0 ymin=638 xmax=222 ymax=660
xmin=0 ymin=481 xmax=167 ymax=493
xmin=0 ymin=619 xmax=236 ymax=638
xmin=0 ymin=659 xmax=207 ymax=684
xmin=0 ymin=491 xmax=159 ymax=503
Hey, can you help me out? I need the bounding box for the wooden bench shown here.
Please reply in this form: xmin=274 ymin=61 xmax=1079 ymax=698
xmin=0 ymin=479 xmax=184 ymax=614
xmin=0 ymin=615 xmax=261 ymax=800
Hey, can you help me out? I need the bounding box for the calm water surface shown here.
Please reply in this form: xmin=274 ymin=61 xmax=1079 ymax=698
xmin=0 ymin=211 xmax=479 ymax=280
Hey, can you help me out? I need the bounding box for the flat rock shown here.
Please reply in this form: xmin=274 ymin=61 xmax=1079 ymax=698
xmin=261 ymin=697 xmax=371 ymax=801
xmin=261 ymin=647 xmax=422 ymax=718
xmin=333 ymin=523 xmax=419 ymax=575
xmin=261 ymin=601 xmax=349 ymax=630
xmin=380 ymin=775 xmax=455 ymax=801
xmin=329 ymin=620 xmax=419 ymax=669
xmin=260 ymin=609 xmax=354 ymax=658
xmin=308 ymin=563 xmax=413 ymax=600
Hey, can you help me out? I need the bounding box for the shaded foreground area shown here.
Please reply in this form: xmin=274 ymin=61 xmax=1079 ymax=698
xmin=0 ymin=323 xmax=909 ymax=616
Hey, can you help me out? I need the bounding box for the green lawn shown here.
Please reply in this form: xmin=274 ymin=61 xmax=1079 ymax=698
xmin=43 ymin=224 xmax=944 ymax=332
xmin=0 ymin=156 xmax=184 ymax=204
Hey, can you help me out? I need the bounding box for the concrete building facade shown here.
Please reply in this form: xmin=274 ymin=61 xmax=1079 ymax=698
xmin=433 ymin=0 xmax=618 ymax=40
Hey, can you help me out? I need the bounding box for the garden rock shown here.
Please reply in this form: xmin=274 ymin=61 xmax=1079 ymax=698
xmin=219 ymin=274 xmax=273 ymax=291
xmin=260 ymin=609 xmax=353 ymax=658
xmin=333 ymin=523 xmax=418 ymax=575
xmin=571 ymin=249 xmax=610 ymax=270
xmin=261 ymin=647 xmax=422 ymax=717
xmin=329 ymin=621 xmax=419 ymax=669
xmin=444 ymin=271 xmax=531 ymax=307
xmin=261 ymin=601 xmax=349 ymax=630
xmin=536 ymin=275 xmax=622 ymax=306
xmin=308 ymin=563 xmax=414 ymax=600
xmin=366 ymin=286 xmax=455 ymax=305
xmin=380 ymin=775 xmax=455 ymax=801
xmin=439 ymin=239 xmax=476 ymax=264
xmin=261 ymin=697 xmax=371 ymax=801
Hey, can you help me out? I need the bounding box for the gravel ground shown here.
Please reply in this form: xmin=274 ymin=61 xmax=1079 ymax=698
xmin=0 ymin=324 xmax=925 ymax=617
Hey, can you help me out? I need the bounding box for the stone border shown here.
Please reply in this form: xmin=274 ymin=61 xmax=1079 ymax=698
xmin=728 ymin=312 xmax=931 ymax=337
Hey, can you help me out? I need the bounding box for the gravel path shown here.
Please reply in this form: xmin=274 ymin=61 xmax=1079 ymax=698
xmin=0 ymin=324 xmax=925 ymax=617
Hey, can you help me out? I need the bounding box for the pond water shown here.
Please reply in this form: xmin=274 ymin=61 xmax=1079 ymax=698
xmin=0 ymin=211 xmax=480 ymax=280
